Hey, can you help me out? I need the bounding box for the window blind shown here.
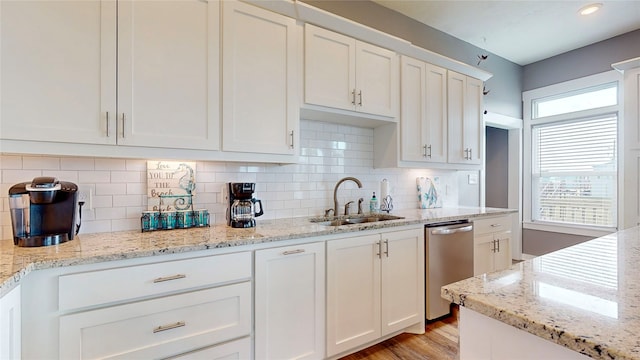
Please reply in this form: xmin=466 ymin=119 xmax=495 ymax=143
xmin=532 ymin=115 xmax=617 ymax=227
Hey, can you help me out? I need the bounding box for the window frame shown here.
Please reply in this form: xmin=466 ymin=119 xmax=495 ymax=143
xmin=523 ymin=70 xmax=623 ymax=237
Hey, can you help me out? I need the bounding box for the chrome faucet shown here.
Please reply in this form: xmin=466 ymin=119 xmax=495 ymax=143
xmin=333 ymin=177 xmax=363 ymax=216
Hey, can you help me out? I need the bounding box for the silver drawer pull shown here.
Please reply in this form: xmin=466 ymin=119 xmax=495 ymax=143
xmin=282 ymin=249 xmax=305 ymax=256
xmin=491 ymin=224 xmax=501 ymax=227
xmin=153 ymin=321 xmax=185 ymax=333
xmin=153 ymin=274 xmax=186 ymax=283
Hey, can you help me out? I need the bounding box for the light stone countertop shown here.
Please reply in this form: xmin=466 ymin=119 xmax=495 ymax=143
xmin=0 ymin=206 xmax=514 ymax=297
xmin=442 ymin=226 xmax=640 ymax=360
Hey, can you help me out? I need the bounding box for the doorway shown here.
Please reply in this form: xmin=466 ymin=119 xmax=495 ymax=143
xmin=483 ymin=112 xmax=523 ymax=259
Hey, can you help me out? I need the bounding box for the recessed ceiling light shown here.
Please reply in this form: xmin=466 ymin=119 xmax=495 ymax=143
xmin=579 ymin=3 xmax=603 ymax=16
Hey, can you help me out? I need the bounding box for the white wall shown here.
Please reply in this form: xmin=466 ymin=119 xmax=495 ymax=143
xmin=0 ymin=120 xmax=469 ymax=239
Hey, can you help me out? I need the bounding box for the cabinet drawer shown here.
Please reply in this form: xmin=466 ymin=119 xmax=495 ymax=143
xmin=59 ymin=282 xmax=251 ymax=360
xmin=59 ymin=252 xmax=251 ymax=311
xmin=170 ymin=337 xmax=251 ymax=360
xmin=473 ymin=216 xmax=510 ymax=235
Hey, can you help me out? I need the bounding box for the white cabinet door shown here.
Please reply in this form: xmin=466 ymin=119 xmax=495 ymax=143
xmin=255 ymin=242 xmax=325 ymax=360
xmin=327 ymin=234 xmax=381 ymax=357
xmin=0 ymin=285 xmax=21 ymax=360
xmin=117 ymin=0 xmax=219 ymax=150
xmin=222 ymin=1 xmax=298 ymax=155
xmin=0 ymin=0 xmax=116 ymax=145
xmin=381 ymin=229 xmax=424 ymax=335
xmin=400 ymin=56 xmax=447 ymax=163
xmin=464 ymin=76 xmax=483 ymax=164
xmin=448 ymin=71 xmax=483 ymax=165
xmin=400 ymin=56 xmax=427 ymax=162
xmin=424 ymin=63 xmax=448 ymax=163
xmin=304 ymin=24 xmax=356 ymax=112
xmin=474 ymin=234 xmax=495 ymax=275
xmin=356 ymin=41 xmax=398 ymax=118
xmin=304 ymin=24 xmax=398 ymax=118
xmin=494 ymin=232 xmax=512 ymax=272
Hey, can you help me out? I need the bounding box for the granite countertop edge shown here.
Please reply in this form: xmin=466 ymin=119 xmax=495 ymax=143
xmin=441 ymin=272 xmax=631 ymax=360
xmin=0 ymin=207 xmax=516 ymax=297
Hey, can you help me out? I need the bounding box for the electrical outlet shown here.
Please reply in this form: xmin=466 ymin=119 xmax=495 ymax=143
xmin=77 ymin=187 xmax=93 ymax=211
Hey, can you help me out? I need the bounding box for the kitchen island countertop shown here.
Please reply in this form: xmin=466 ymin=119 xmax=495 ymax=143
xmin=442 ymin=226 xmax=640 ymax=360
xmin=0 ymin=206 xmax=514 ymax=297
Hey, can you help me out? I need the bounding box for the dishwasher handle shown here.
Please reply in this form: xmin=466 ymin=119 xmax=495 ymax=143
xmin=430 ymin=224 xmax=473 ymax=235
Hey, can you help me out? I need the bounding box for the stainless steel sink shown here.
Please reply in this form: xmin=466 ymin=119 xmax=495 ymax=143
xmin=311 ymin=214 xmax=405 ymax=226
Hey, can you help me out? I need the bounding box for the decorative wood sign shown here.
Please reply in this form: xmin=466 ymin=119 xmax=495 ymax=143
xmin=147 ymin=161 xmax=196 ymax=211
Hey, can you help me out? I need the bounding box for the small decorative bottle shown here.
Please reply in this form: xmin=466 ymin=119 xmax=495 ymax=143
xmin=369 ymin=192 xmax=379 ymax=213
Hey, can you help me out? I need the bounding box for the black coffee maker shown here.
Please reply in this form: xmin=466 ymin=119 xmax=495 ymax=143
xmin=9 ymin=177 xmax=78 ymax=247
xmin=227 ymin=183 xmax=263 ymax=228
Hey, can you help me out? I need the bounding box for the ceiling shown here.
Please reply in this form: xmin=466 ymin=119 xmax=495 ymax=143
xmin=371 ymin=0 xmax=640 ymax=66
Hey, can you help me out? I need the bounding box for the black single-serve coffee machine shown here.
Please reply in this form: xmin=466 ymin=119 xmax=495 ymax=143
xmin=9 ymin=177 xmax=78 ymax=247
xmin=226 ymin=183 xmax=263 ymax=228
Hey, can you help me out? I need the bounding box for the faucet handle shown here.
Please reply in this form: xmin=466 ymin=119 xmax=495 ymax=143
xmin=344 ymin=201 xmax=355 ymax=215
xmin=357 ymin=198 xmax=364 ymax=214
xmin=324 ymin=208 xmax=335 ymax=217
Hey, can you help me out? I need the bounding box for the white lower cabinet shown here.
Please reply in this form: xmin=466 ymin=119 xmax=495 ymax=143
xmin=0 ymin=285 xmax=21 ymax=360
xmin=473 ymin=216 xmax=512 ymax=275
xmin=20 ymin=250 xmax=252 ymax=359
xmin=255 ymin=242 xmax=325 ymax=360
xmin=59 ymin=283 xmax=251 ymax=359
xmin=326 ymin=228 xmax=424 ymax=357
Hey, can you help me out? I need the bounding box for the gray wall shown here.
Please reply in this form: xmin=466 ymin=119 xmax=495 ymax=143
xmin=523 ymin=29 xmax=640 ymax=91
xmin=485 ymin=127 xmax=509 ymax=208
xmin=303 ymin=0 xmax=524 ymax=119
xmin=522 ymin=229 xmax=593 ymax=256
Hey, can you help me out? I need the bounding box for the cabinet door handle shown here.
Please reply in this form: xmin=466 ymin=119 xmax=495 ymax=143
xmin=121 ymin=113 xmax=126 ymax=138
xmin=384 ymin=239 xmax=389 ymax=257
xmin=153 ymin=274 xmax=186 ymax=283
xmin=153 ymin=321 xmax=185 ymax=333
xmin=469 ymin=148 xmax=473 ymax=160
xmin=497 ymin=238 xmax=500 ymax=252
xmin=351 ymin=89 xmax=356 ymax=105
xmin=491 ymin=239 xmax=496 ymax=253
xmin=289 ymin=130 xmax=294 ymax=149
xmin=106 ymin=111 xmax=110 ymax=137
xmin=376 ymin=241 xmax=381 ymax=259
xmin=358 ymin=90 xmax=363 ymax=106
xmin=427 ymin=145 xmax=432 ymax=158
xmin=422 ymin=144 xmax=428 ymax=158
xmin=282 ymin=249 xmax=305 ymax=256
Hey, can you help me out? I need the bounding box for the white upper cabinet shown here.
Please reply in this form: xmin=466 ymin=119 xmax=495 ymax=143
xmin=304 ymin=24 xmax=398 ymax=119
xmin=400 ymin=56 xmax=447 ymax=163
xmin=222 ymin=0 xmax=299 ymax=155
xmin=0 ymin=0 xmax=220 ymax=150
xmin=117 ymin=0 xmax=220 ymax=150
xmin=0 ymin=1 xmax=116 ymax=145
xmin=448 ymin=71 xmax=483 ymax=164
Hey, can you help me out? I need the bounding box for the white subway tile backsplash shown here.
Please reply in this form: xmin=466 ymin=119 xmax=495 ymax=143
xmin=22 ymin=156 xmax=60 ymax=170
xmin=60 ymin=157 xmax=95 ymax=170
xmin=2 ymin=170 xmax=42 ymax=184
xmin=0 ymin=120 xmax=465 ymax=238
xmin=95 ymin=158 xmax=126 ymax=171
xmin=79 ymin=171 xmax=111 ymax=184
xmin=1 ymin=155 xmax=22 ymax=169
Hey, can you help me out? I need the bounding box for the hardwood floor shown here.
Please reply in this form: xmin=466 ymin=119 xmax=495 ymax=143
xmin=339 ymin=306 xmax=459 ymax=360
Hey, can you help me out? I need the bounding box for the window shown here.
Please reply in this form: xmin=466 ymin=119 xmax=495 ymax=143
xmin=524 ymin=72 xmax=621 ymax=234
xmin=532 ymin=115 xmax=617 ymax=227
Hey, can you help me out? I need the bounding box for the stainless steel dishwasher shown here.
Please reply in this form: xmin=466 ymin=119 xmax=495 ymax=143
xmin=425 ymin=220 xmax=474 ymax=320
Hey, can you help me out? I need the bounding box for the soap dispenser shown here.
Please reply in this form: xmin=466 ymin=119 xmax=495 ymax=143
xmin=369 ymin=192 xmax=379 ymax=213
